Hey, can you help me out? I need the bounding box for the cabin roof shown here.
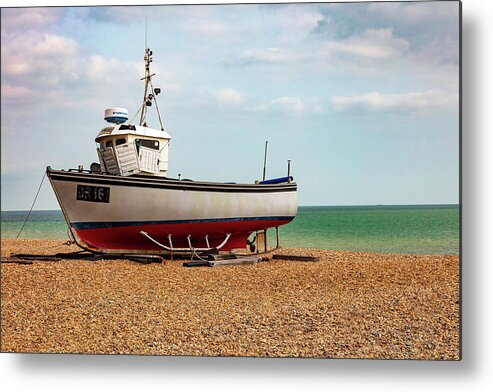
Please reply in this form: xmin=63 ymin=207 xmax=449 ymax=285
xmin=95 ymin=124 xmax=171 ymax=143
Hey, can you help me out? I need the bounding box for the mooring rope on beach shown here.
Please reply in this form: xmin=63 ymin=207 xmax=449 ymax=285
xmin=34 ymin=241 xmax=76 ymax=252
xmin=15 ymin=172 xmax=46 ymax=240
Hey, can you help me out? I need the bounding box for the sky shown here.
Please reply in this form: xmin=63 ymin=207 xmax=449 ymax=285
xmin=1 ymin=1 xmax=460 ymax=210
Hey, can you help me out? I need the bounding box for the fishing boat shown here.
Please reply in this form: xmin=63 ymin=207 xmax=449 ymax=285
xmin=47 ymin=46 xmax=297 ymax=256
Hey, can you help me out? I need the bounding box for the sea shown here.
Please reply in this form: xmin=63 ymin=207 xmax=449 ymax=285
xmin=1 ymin=205 xmax=459 ymax=255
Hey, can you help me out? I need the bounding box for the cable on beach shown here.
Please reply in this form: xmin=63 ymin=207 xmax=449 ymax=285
xmin=15 ymin=172 xmax=46 ymax=240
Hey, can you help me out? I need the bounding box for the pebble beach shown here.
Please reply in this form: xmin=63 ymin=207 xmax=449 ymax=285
xmin=1 ymin=238 xmax=460 ymax=359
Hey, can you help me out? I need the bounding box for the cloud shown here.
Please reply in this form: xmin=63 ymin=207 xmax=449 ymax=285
xmin=1 ymin=8 xmax=63 ymax=31
xmin=85 ymin=6 xmax=148 ymax=23
xmin=225 ymin=27 xmax=408 ymax=69
xmin=273 ymin=96 xmax=324 ymax=115
xmin=1 ymin=29 xmax=151 ymax=114
xmin=0 ymin=19 xmax=152 ymax=183
xmin=181 ymin=90 xmax=324 ymax=116
xmin=1 ymin=85 xmax=35 ymax=102
xmin=321 ymin=28 xmax=409 ymax=61
xmin=83 ymin=5 xmax=214 ymax=25
xmin=2 ymin=31 xmax=80 ymax=89
xmin=367 ymin=2 xmax=458 ymax=24
xmin=181 ymin=18 xmax=231 ymax=35
xmin=268 ymin=5 xmax=325 ymax=43
xmin=322 ymin=2 xmax=458 ymax=66
xmin=86 ymin=55 xmax=139 ymax=83
xmin=330 ymin=90 xmax=458 ymax=114
xmin=226 ymin=47 xmax=299 ymax=66
xmin=250 ymin=96 xmax=323 ymax=116
xmin=212 ymin=88 xmax=244 ymax=105
xmin=271 ymin=96 xmax=306 ymax=115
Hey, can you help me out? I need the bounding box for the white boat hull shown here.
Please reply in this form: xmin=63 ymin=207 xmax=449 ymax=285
xmin=47 ymin=168 xmax=297 ymax=254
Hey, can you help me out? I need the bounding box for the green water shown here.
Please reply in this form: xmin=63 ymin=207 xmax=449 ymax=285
xmin=1 ymin=210 xmax=69 ymax=240
xmin=274 ymin=205 xmax=459 ymax=255
xmin=1 ymin=205 xmax=459 ymax=255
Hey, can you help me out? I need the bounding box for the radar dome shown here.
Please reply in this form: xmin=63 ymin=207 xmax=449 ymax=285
xmin=104 ymin=108 xmax=128 ymax=124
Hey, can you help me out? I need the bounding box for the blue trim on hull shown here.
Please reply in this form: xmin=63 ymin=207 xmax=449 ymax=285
xmin=72 ymin=215 xmax=295 ymax=230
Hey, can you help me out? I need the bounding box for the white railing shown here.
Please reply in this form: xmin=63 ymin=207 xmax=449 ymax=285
xmin=140 ymin=231 xmax=232 ymax=252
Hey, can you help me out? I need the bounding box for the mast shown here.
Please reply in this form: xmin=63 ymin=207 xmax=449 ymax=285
xmin=262 ymin=140 xmax=268 ymax=181
xmin=138 ymin=20 xmax=164 ymax=130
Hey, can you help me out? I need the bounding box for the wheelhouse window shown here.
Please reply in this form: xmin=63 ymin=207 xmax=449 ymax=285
xmin=119 ymin=124 xmax=136 ymax=131
xmin=136 ymin=139 xmax=159 ymax=151
xmin=116 ymin=138 xmax=126 ymax=146
xmin=105 ymin=140 xmax=113 ymax=148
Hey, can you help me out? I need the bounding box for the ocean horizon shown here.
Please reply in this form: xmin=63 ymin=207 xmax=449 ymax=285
xmin=1 ymin=204 xmax=460 ymax=255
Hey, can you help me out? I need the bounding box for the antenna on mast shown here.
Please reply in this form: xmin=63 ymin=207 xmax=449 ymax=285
xmin=138 ymin=18 xmax=165 ymax=131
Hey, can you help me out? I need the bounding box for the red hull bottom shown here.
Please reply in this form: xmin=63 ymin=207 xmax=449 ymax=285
xmin=74 ymin=219 xmax=290 ymax=252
